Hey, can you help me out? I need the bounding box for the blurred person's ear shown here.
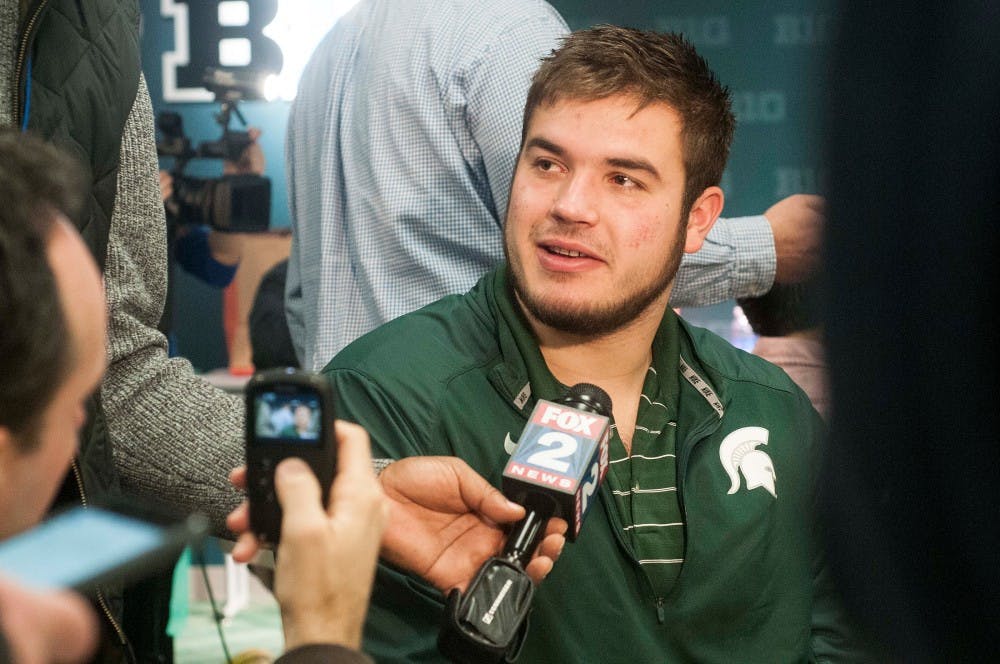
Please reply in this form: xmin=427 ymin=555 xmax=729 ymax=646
xmin=0 ymin=425 xmax=23 ymax=534
xmin=0 ymin=425 xmax=17 ymax=464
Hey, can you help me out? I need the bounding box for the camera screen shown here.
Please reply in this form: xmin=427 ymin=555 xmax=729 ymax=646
xmin=253 ymin=391 xmax=321 ymax=444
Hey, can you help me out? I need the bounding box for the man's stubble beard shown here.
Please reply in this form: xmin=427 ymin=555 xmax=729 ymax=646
xmin=504 ymin=221 xmax=686 ymax=338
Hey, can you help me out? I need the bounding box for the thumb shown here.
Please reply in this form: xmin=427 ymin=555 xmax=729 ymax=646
xmin=479 ymin=485 xmax=526 ymax=524
xmin=274 ymin=458 xmax=326 ymax=532
xmin=450 ymin=460 xmax=524 ymax=524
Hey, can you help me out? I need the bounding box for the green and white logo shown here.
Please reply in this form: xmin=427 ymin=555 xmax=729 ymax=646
xmin=719 ymin=427 xmax=776 ymax=499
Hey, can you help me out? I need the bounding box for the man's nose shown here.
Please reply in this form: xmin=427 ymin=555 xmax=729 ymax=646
xmin=550 ymin=173 xmax=599 ymax=225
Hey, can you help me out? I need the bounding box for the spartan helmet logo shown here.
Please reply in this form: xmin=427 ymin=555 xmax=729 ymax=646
xmin=719 ymin=427 xmax=776 ymax=498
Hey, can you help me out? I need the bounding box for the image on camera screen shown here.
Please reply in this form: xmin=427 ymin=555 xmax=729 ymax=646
xmin=253 ymin=392 xmax=321 ymax=443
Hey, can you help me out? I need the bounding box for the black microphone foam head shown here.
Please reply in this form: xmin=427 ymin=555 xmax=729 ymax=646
xmin=562 ymin=383 xmax=612 ymax=417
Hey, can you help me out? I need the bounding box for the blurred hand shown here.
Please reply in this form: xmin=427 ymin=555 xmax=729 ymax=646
xmin=377 ymin=456 xmax=567 ymax=593
xmin=206 ymin=230 xmax=243 ymax=266
xmin=764 ymin=193 xmax=825 ymax=283
xmin=158 ymin=170 xmax=173 ymax=203
xmin=0 ymin=575 xmax=98 ymax=664
xmin=228 ymin=421 xmax=387 ymax=651
xmin=223 ymin=127 xmax=265 ymax=176
xmin=158 ymin=169 xmax=181 ymax=218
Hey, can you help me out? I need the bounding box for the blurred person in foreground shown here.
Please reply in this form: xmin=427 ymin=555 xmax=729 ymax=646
xmin=0 ymin=131 xmax=392 ymax=664
xmin=821 ymin=2 xmax=1000 ymax=660
xmin=1 ymin=2 xmax=246 ymax=657
xmin=0 ymin=131 xmax=109 ymax=664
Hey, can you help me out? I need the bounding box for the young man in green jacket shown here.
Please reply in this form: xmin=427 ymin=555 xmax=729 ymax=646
xmin=324 ymin=26 xmax=869 ymax=662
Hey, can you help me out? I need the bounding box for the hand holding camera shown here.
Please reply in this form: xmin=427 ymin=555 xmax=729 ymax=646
xmin=229 ymin=367 xmax=387 ymax=651
xmin=243 ymin=368 xmax=338 ymax=546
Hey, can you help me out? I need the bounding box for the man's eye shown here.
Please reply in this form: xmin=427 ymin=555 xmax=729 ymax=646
xmin=612 ymin=174 xmax=638 ymax=187
xmin=536 ymin=159 xmax=555 ymax=171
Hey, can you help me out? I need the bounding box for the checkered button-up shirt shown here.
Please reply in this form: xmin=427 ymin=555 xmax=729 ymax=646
xmin=286 ymin=0 xmax=775 ymax=370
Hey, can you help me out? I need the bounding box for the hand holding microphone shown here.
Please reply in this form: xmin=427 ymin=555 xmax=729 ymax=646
xmin=439 ymin=384 xmax=612 ymax=663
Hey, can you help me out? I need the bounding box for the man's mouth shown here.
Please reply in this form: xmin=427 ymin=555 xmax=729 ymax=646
xmin=535 ymin=241 xmax=602 ymax=272
xmin=545 ymin=245 xmax=588 ymax=258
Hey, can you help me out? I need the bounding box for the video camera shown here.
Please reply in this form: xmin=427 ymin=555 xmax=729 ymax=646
xmin=156 ymin=68 xmax=271 ymax=233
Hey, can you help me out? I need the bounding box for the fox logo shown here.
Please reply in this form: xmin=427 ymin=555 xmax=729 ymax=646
xmin=719 ymin=427 xmax=776 ymax=498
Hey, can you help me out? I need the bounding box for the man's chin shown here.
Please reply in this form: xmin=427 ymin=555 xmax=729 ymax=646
xmin=521 ymin=296 xmax=625 ymax=336
xmin=516 ymin=278 xmax=674 ymax=337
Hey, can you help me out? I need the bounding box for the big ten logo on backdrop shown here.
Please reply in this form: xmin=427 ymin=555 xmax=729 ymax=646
xmin=732 ymin=91 xmax=787 ymax=124
xmin=652 ymin=16 xmax=785 ymax=126
xmin=161 ymin=0 xmax=282 ymax=102
xmin=775 ymin=168 xmax=828 ymax=198
xmin=654 ymin=15 xmax=732 ymax=47
xmin=773 ymin=13 xmax=833 ymax=46
xmin=772 ymin=12 xmax=832 ymax=199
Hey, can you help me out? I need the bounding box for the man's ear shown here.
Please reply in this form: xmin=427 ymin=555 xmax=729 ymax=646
xmin=683 ymin=186 xmax=725 ymax=254
xmin=0 ymin=426 xmax=15 ymax=472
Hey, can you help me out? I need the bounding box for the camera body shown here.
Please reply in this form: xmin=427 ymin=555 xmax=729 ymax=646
xmin=245 ymin=368 xmax=338 ymax=546
xmin=156 ymin=67 xmax=271 ymax=233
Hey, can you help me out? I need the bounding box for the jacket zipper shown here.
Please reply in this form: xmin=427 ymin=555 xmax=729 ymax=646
xmin=71 ymin=459 xmax=130 ymax=648
xmin=599 ymin=486 xmax=669 ymax=624
xmin=13 ymin=0 xmax=48 ymax=126
xmin=602 ymin=409 xmax=722 ymax=625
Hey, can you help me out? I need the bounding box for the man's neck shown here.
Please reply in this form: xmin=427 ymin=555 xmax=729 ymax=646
xmin=525 ymin=298 xmax=669 ymax=453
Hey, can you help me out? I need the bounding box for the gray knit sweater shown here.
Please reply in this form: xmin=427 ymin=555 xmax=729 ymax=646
xmin=1 ymin=0 xmax=243 ymax=533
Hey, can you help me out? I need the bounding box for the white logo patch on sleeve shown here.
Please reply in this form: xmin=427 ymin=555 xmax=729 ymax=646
xmin=719 ymin=427 xmax=776 ymax=498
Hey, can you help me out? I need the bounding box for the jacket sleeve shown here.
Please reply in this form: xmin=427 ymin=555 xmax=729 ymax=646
xmin=462 ymin=4 xmax=568 ymax=225
xmin=100 ymin=75 xmax=243 ymax=533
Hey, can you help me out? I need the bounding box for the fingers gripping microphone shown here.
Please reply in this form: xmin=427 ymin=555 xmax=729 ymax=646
xmin=438 ymin=384 xmax=612 ymax=663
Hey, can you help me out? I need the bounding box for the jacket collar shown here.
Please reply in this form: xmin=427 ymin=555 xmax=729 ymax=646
xmin=483 ymin=266 xmax=728 ymax=424
xmin=486 ymin=267 xmax=564 ymax=412
xmin=674 ymin=318 xmax=732 ymax=478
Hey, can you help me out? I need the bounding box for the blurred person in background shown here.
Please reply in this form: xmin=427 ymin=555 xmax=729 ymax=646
xmin=738 ymin=280 xmax=828 ymax=419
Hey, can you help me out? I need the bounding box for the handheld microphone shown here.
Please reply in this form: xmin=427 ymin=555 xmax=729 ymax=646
xmin=438 ymin=384 xmax=612 ymax=663
xmin=500 ymin=383 xmax=612 ymax=564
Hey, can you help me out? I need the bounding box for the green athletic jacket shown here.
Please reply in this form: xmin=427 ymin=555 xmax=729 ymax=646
xmin=325 ymin=267 xmax=871 ymax=663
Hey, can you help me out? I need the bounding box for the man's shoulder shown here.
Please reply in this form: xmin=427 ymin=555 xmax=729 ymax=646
xmin=324 ymin=291 xmax=500 ymax=393
xmin=433 ymin=0 xmax=565 ymax=28
xmin=678 ymin=318 xmax=803 ymax=398
xmin=321 ymin=286 xmax=511 ymax=459
xmin=420 ymin=0 xmax=567 ymax=60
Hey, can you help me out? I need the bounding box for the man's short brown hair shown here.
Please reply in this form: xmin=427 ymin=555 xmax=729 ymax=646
xmin=522 ymin=25 xmax=735 ymax=216
xmin=0 ymin=130 xmax=86 ymax=449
